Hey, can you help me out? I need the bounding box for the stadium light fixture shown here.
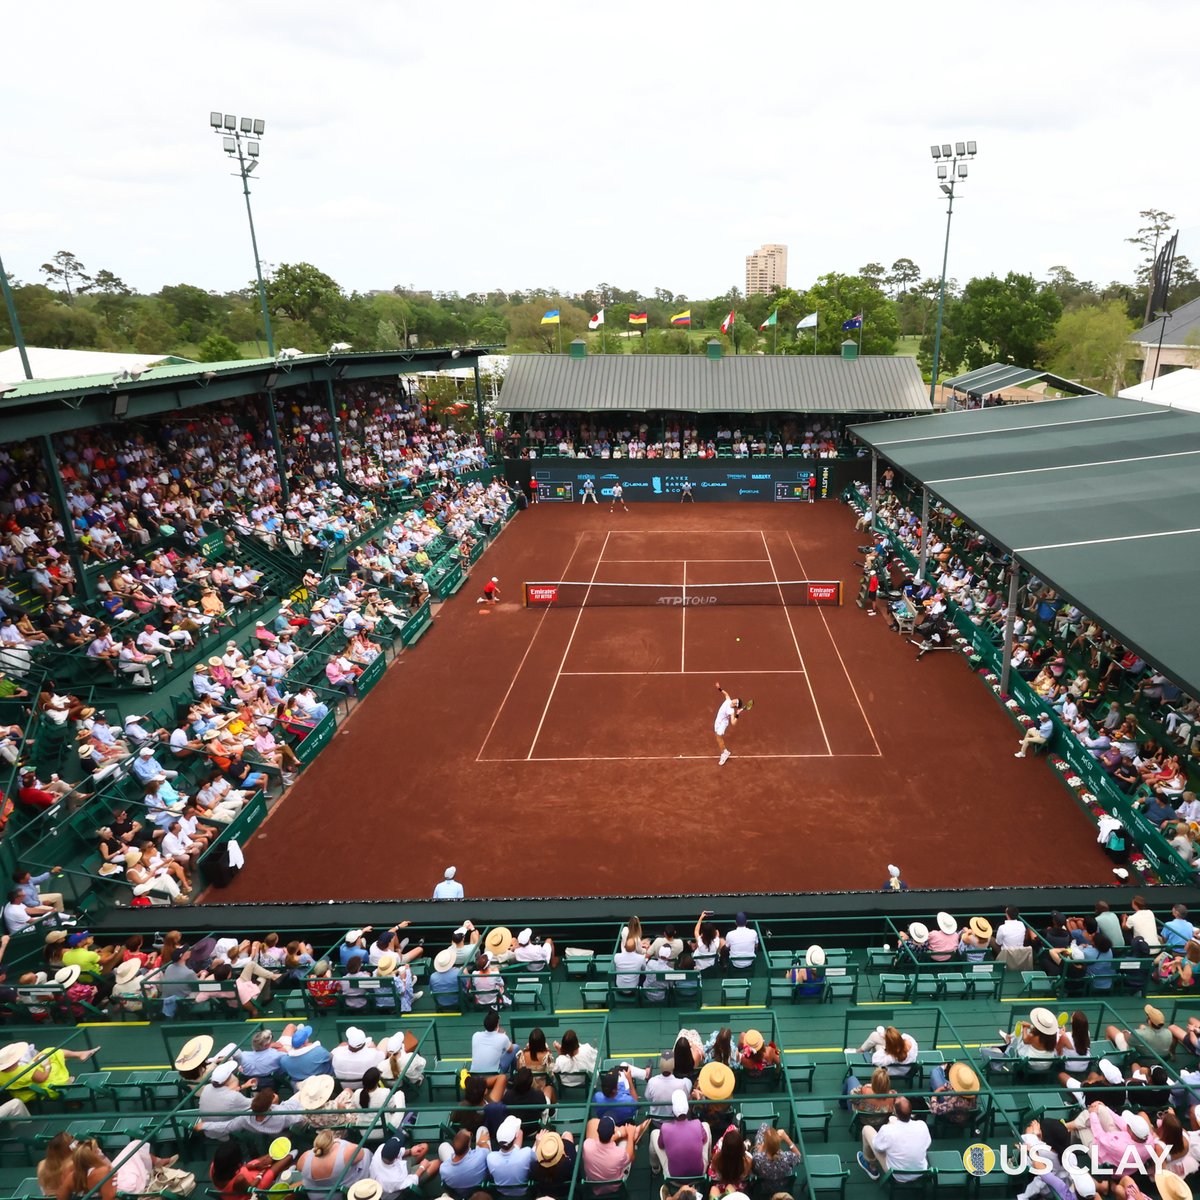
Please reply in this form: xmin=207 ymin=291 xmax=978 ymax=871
xmin=209 ymin=111 xmax=274 ymax=357
xmin=930 ymin=144 xmax=941 ymax=159
xmin=928 ymin=139 xmax=979 ymax=405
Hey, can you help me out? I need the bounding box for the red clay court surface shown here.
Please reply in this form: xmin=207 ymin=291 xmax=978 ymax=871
xmin=216 ymin=502 xmax=1116 ymax=903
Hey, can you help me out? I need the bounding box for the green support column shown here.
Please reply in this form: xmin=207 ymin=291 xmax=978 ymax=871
xmin=473 ymin=360 xmax=486 ymax=451
xmin=264 ymin=391 xmax=290 ymax=505
xmin=40 ymin=435 xmax=94 ymax=603
xmin=324 ymin=377 xmax=347 ymax=487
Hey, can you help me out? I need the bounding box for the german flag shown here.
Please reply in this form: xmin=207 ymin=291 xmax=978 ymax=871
xmin=628 ymin=312 xmax=648 ymax=325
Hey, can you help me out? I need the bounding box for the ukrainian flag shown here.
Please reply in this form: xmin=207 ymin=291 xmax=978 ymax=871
xmin=541 ymin=309 xmax=561 ymax=325
xmin=670 ymin=310 xmax=691 ymax=327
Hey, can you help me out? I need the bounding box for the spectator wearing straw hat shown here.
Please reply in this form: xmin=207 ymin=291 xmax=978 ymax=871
xmin=983 ymin=1007 xmax=1061 ymax=1070
xmin=960 ymin=917 xmax=994 ymax=962
xmin=331 ymin=1027 xmax=384 ymax=1089
xmin=429 ymin=946 xmax=461 ymax=1007
xmin=928 ymin=1062 xmax=980 ymax=1125
xmin=531 ymin=1128 xmax=578 ymax=1191
xmin=437 ymin=1127 xmax=491 ymax=1194
xmin=433 ymin=865 xmax=464 ymax=900
xmin=483 ymin=925 xmax=517 ymax=964
xmin=927 ymin=913 xmax=961 ymax=962
xmin=1105 ymin=1005 xmax=1174 ymax=1058
xmin=488 ymin=1113 xmax=534 ymax=1196
xmin=375 ymin=952 xmax=421 ymax=1013
xmin=696 ymin=1060 xmax=737 ymax=1140
xmin=785 ymin=944 xmax=826 ymax=997
xmin=738 ymin=1028 xmax=780 ymax=1072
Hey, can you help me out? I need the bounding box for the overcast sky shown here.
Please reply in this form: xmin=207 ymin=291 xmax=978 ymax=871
xmin=4 ymin=1 xmax=1198 ymax=302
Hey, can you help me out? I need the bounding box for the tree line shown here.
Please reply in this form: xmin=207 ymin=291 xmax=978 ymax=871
xmin=3 ymin=210 xmax=1195 ymax=393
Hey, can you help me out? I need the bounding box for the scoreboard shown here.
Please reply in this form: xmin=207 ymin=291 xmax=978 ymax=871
xmin=774 ymin=478 xmax=814 ymax=501
xmin=534 ymin=480 xmax=573 ymax=502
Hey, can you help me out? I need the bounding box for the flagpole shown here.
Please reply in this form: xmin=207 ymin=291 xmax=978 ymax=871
xmin=858 ymin=314 xmax=863 ymax=353
xmin=813 ymin=317 xmax=818 ymax=355
xmin=773 ymin=316 xmax=777 ymax=355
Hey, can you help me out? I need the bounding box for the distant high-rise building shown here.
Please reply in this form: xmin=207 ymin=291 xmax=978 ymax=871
xmin=745 ymin=244 xmax=788 ymax=295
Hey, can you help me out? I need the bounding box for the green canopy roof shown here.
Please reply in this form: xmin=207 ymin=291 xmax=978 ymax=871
xmin=850 ymin=396 xmax=1200 ymax=695
xmin=943 ymin=362 xmax=1100 ymax=397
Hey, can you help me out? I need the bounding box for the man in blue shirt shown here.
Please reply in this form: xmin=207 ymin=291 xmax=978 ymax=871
xmin=1015 ymin=713 xmax=1056 ymax=758
xmin=470 ymin=1009 xmax=515 ymax=1078
xmin=1163 ymin=905 xmax=1197 ymax=952
xmin=279 ymin=1025 xmax=332 ymax=1083
xmin=430 ymin=947 xmax=461 ymax=1009
xmin=438 ymin=1128 xmax=491 ymax=1192
xmin=486 ymin=1114 xmax=534 ymax=1197
xmin=236 ymin=1028 xmax=284 ymax=1088
xmin=593 ymin=1068 xmax=639 ymax=1124
xmin=132 ymin=745 xmax=178 ymax=786
xmin=12 ymin=867 xmax=65 ymax=913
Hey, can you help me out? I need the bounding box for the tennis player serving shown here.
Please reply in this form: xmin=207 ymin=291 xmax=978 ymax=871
xmin=713 ymin=682 xmax=753 ymax=765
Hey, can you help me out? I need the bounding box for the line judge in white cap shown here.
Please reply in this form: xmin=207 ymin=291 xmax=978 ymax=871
xmin=433 ymin=866 xmax=464 ymax=900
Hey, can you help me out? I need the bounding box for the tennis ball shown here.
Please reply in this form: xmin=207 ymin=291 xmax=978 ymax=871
xmin=736 ymin=637 xmax=741 ymax=642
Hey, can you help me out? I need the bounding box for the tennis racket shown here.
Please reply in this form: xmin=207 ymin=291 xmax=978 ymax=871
xmin=739 ymin=699 xmax=755 ymax=714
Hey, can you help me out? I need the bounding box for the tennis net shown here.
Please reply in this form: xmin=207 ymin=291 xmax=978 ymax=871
xmin=523 ymin=580 xmax=842 ymax=607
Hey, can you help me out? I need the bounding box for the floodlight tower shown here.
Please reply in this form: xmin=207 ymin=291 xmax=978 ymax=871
xmin=209 ymin=112 xmax=274 ymax=357
xmin=928 ymin=140 xmax=977 ymax=405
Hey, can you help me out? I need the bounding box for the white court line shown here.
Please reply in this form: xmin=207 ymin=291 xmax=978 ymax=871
xmin=475 ymin=529 xmax=591 ymax=761
xmin=681 ymin=559 xmax=687 ymax=673
xmin=526 ymin=530 xmax=611 ymax=760
xmin=927 ymin=447 xmax=1200 ymax=485
xmin=761 ymin=531 xmax=832 ymax=755
xmin=602 ymin=558 xmax=769 ymax=563
xmin=560 ymin=669 xmax=807 ymax=676
xmin=788 ymin=530 xmax=882 ymax=756
xmin=491 ymin=753 xmax=876 ymax=763
xmin=1015 ymin=526 xmax=1200 ymax=553
xmin=870 ymin=407 xmax=1163 ymax=447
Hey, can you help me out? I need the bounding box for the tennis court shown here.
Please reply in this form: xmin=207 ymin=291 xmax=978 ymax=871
xmin=477 ymin=526 xmax=878 ymax=763
xmin=216 ymin=502 xmax=1117 ymax=903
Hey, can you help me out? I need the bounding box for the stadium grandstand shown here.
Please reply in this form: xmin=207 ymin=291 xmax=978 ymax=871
xmin=0 ymin=340 xmax=1199 ymax=1200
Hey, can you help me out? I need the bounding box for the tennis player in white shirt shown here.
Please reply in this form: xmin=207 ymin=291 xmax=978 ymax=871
xmin=713 ymin=682 xmax=750 ymax=766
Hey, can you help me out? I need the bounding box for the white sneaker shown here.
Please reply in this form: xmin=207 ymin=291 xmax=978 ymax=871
xmin=719 ymin=749 xmax=731 ymax=765
xmin=411 ymin=990 xmax=424 ymax=1001
xmin=1014 ymin=751 xmax=1025 ymax=758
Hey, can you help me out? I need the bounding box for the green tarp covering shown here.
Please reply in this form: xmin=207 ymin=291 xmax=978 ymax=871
xmin=850 ymin=396 xmax=1200 ymax=695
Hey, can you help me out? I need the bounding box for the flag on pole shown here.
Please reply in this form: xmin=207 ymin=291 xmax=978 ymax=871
xmin=588 ymin=308 xmax=605 ymax=330
xmin=720 ymin=310 xmax=735 ymax=334
xmin=842 ymin=313 xmax=863 ymax=330
xmin=759 ymin=310 xmax=778 ymax=331
xmin=628 ymin=312 xmax=648 ymax=325
xmin=541 ymin=309 xmax=561 ymax=325
xmin=797 ymin=311 xmax=819 ymax=330
xmin=670 ymin=310 xmax=691 ymax=326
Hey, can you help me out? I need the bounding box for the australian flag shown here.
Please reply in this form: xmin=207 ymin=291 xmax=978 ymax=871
xmin=842 ymin=313 xmax=863 ymax=330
